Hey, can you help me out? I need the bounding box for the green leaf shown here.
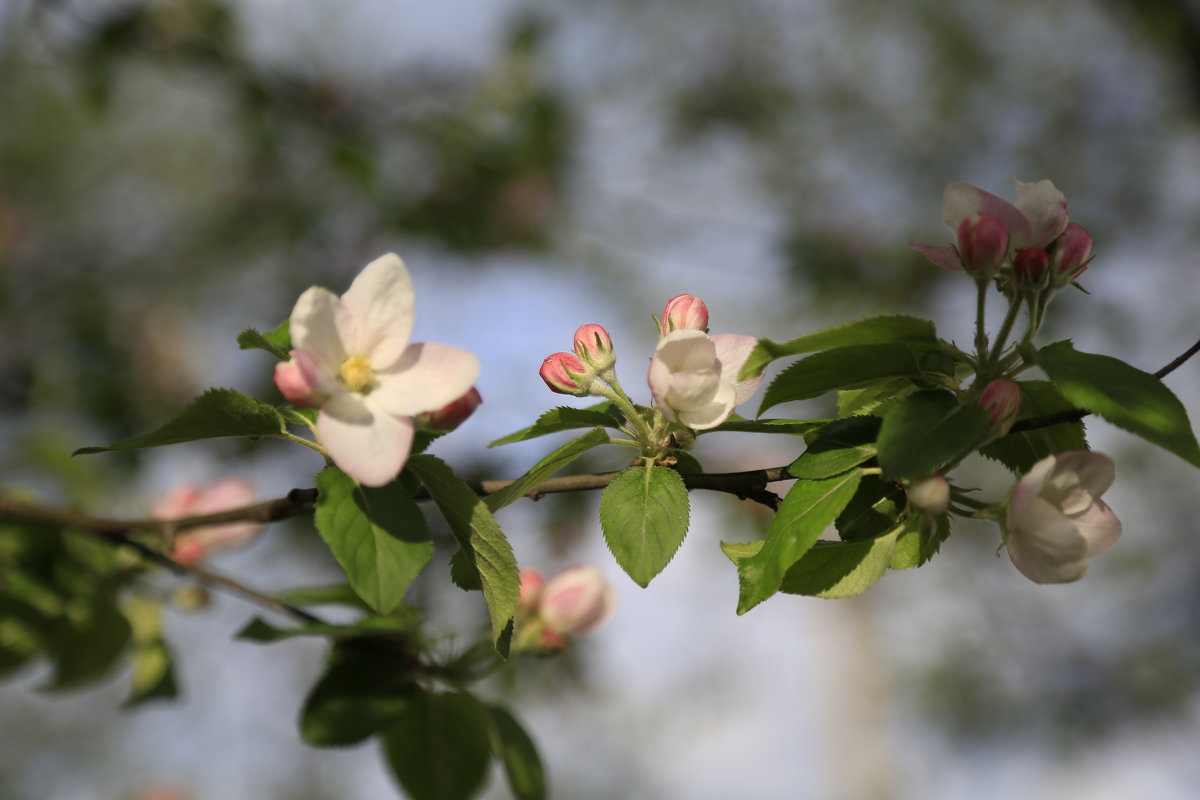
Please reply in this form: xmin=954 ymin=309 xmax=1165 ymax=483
xmin=122 ymin=595 xmax=177 ymax=708
xmin=838 ymin=379 xmax=919 ymax=417
xmin=74 ymin=389 xmax=286 ymax=454
xmin=758 ymin=342 xmax=943 ymax=415
xmin=449 ymin=548 xmax=484 ymax=591
xmin=41 ymin=593 xmax=132 ymax=691
xmin=735 ymin=470 xmax=862 ymax=613
xmin=741 ymin=315 xmax=938 ymax=380
xmin=701 ymin=417 xmax=830 ymax=436
xmin=890 ymin=514 xmax=951 ymax=570
xmin=488 ymin=705 xmax=546 ymax=800
xmin=485 ymin=428 xmax=613 ymax=512
xmin=835 ymin=475 xmax=903 ymax=542
xmin=236 ymin=616 xmax=414 ymax=643
xmin=314 ymin=468 xmax=432 ymax=615
xmin=599 ymin=466 xmax=690 ymax=587
xmin=1038 ymin=340 xmax=1200 ymax=468
xmin=788 ymin=416 xmax=880 ymax=480
xmin=275 ymin=584 xmax=371 ymax=610
xmin=301 ymin=642 xmax=419 ymax=747
xmin=0 ymin=613 xmax=39 ymax=677
xmin=489 ymin=403 xmax=624 ymax=446
xmin=980 ymin=380 xmax=1088 ymax=474
xmin=382 ymin=690 xmax=494 ymax=800
xmin=407 ymin=455 xmax=519 ymax=656
xmin=236 ymin=320 xmax=291 ymax=361
xmin=875 ymin=390 xmax=987 ymax=480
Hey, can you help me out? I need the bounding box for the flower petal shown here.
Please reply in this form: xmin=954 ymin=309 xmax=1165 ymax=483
xmin=1008 ymin=497 xmax=1089 ymax=583
xmin=907 ymin=242 xmax=963 ymax=271
xmin=712 ymin=334 xmax=764 ymax=405
xmin=648 ymin=356 xmax=678 ymax=422
xmin=1007 ymin=453 xmax=1056 ymax=517
xmin=677 ymin=381 xmax=736 ymax=430
xmin=339 ymin=253 xmax=416 ymax=369
xmin=1073 ymin=497 xmax=1122 ymax=557
xmin=317 ymin=393 xmax=415 ymax=487
xmin=372 ymin=343 xmax=481 ymax=416
xmin=655 ymin=329 xmax=717 ymax=372
xmin=1013 ymin=179 xmax=1068 ymax=248
xmin=943 ymin=182 xmax=1032 ymax=247
xmin=290 ymin=286 xmax=350 ymax=375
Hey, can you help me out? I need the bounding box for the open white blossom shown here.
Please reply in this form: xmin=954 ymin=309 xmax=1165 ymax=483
xmin=647 ymin=329 xmax=762 ymax=431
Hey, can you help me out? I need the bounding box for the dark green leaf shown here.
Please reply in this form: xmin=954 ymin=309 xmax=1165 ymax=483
xmin=488 ymin=705 xmax=546 ymax=800
xmin=788 ymin=416 xmax=880 ymax=480
xmin=1038 ymin=340 xmax=1200 ymax=467
xmin=314 ymin=468 xmax=432 ymax=615
xmin=837 ymin=379 xmax=919 ymax=417
xmin=702 ymin=417 xmax=830 ymax=436
xmin=236 ymin=320 xmax=291 ymax=361
xmin=890 ymin=513 xmax=951 ymax=570
xmin=302 ymin=642 xmax=419 ymax=747
xmin=407 ymin=455 xmax=519 ymax=656
xmin=236 ymin=616 xmax=414 ymax=644
xmin=835 ymin=475 xmax=903 ymax=542
xmin=382 ymin=690 xmax=494 ymax=800
xmin=489 ymin=403 xmax=624 ymax=446
xmin=485 ymin=428 xmax=612 ymax=512
xmin=276 ymin=584 xmax=370 ymax=610
xmin=449 ymin=548 xmax=484 ymax=591
xmin=599 ymin=466 xmax=690 ymax=587
xmin=735 ymin=470 xmax=862 ymax=613
xmin=41 ymin=593 xmax=132 ymax=691
xmin=876 ymin=390 xmax=987 ymax=479
xmin=740 ymin=315 xmax=938 ymax=379
xmin=74 ymin=389 xmax=286 ymax=454
xmin=980 ymin=380 xmax=1087 ymax=474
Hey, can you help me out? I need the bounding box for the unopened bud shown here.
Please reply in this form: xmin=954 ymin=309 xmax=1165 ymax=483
xmin=274 ymin=350 xmax=327 ymax=408
xmin=573 ymin=324 xmax=616 ymax=371
xmin=908 ymin=476 xmax=950 ymax=515
xmin=539 ymin=565 xmax=616 ymax=636
xmin=415 ymin=387 xmax=482 ymax=432
xmin=956 ymin=212 xmax=1009 ymax=278
xmin=539 ymin=352 xmax=593 ymax=396
xmin=1050 ymin=222 xmax=1092 ymax=287
xmin=661 ymin=294 xmax=709 ymax=335
xmin=980 ymin=379 xmax=1021 ymax=434
xmin=517 ymin=568 xmax=545 ymax=618
xmin=1013 ymin=247 xmax=1050 ymax=288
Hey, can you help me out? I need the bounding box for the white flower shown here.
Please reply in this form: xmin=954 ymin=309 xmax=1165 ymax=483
xmin=647 ymin=329 xmax=763 ymax=431
xmin=275 ymin=254 xmax=480 ymax=486
xmin=1003 ymin=451 xmax=1122 ymax=584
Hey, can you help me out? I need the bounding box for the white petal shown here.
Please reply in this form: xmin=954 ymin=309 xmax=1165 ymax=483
xmin=1051 ymin=451 xmax=1116 ymax=497
xmin=943 ymin=181 xmax=1032 ymax=246
xmin=666 ymin=369 xmax=720 ymax=410
xmin=339 ymin=253 xmax=415 ymax=369
xmin=1008 ymin=497 xmax=1089 ymax=583
xmin=1013 ymin=179 xmax=1068 ymax=248
xmin=647 ymin=356 xmax=678 ymax=422
xmin=1008 ymin=454 xmax=1056 ymax=517
xmin=908 ymin=242 xmax=964 ymax=271
xmin=317 ymin=393 xmax=414 ymax=487
xmin=372 ymin=343 xmax=481 ymax=416
xmin=290 ymin=286 xmax=350 ymax=375
xmin=1074 ymin=497 xmax=1122 ymax=557
xmin=655 ymin=329 xmax=717 ymax=372
xmin=677 ymin=382 xmax=736 ymax=430
xmin=712 ymin=334 xmax=764 ymax=405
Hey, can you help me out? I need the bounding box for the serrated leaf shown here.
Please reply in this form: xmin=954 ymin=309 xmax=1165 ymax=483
xmin=488 ymin=705 xmax=546 ymax=800
xmin=835 ymin=475 xmax=903 ymax=541
xmin=788 ymin=416 xmax=880 ymax=480
xmin=702 ymin=417 xmax=830 ymax=436
xmin=1038 ymin=340 xmax=1200 ymax=468
xmin=485 ymin=428 xmax=612 ymax=511
xmin=758 ymin=342 xmax=943 ymax=415
xmin=876 ymin=390 xmax=987 ymax=479
xmin=735 ymin=470 xmax=862 ymax=613
xmin=382 ymin=690 xmax=494 ymax=800
xmin=74 ymin=389 xmax=286 ymax=454
xmin=236 ymin=320 xmax=291 ymax=360
xmin=980 ymin=380 xmax=1088 ymax=474
xmin=489 ymin=403 xmax=624 ymax=446
xmin=838 ymin=379 xmax=919 ymax=417
xmin=314 ymin=468 xmax=432 ymax=616
xmin=407 ymin=455 xmax=518 ymax=656
xmin=449 ymin=548 xmax=484 ymax=591
xmin=890 ymin=513 xmax=951 ymax=570
xmin=599 ymin=466 xmax=690 ymax=587
xmin=301 ymin=642 xmax=419 ymax=747
xmin=740 ymin=315 xmax=938 ymax=379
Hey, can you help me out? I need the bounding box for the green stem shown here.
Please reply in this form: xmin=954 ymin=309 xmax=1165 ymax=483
xmin=974 ymin=278 xmax=990 ymax=365
xmin=284 ymin=432 xmax=328 ymax=457
xmin=594 ymin=380 xmax=655 ymax=447
xmin=986 ymin=295 xmax=1025 ymax=369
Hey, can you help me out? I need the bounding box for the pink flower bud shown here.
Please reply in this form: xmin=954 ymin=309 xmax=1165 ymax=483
xmin=1012 ymin=247 xmax=1049 ymax=288
xmin=151 ymin=478 xmax=263 ymax=564
xmin=273 ymin=350 xmax=327 ymax=408
xmin=538 ymin=565 xmax=616 ymax=637
xmin=661 ymin=294 xmax=709 ymax=335
xmin=1050 ymin=222 xmax=1092 ymax=286
xmin=908 ymin=475 xmax=950 ymax=515
xmin=415 ymin=387 xmax=482 ymax=432
xmin=573 ymin=323 xmax=616 ymax=371
xmin=956 ymin=212 xmax=1009 ymax=277
xmin=539 ymin=352 xmax=592 ymax=396
xmin=980 ymin=379 xmax=1021 ymax=432
xmin=517 ymin=568 xmax=545 ymax=617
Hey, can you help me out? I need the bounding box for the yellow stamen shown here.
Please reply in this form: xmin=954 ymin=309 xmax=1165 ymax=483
xmin=339 ymin=354 xmax=375 ymax=393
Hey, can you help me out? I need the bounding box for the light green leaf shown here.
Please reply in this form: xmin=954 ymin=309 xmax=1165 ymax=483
xmin=382 ymin=690 xmax=494 ymax=800
xmin=74 ymin=389 xmax=286 ymax=454
xmin=837 ymin=378 xmax=919 ymax=417
xmin=890 ymin=514 xmax=951 ymax=570
xmin=735 ymin=470 xmax=862 ymax=613
xmin=980 ymin=380 xmax=1088 ymax=474
xmin=740 ymin=315 xmax=938 ymax=380
xmin=788 ymin=416 xmax=880 ymax=480
xmin=599 ymin=466 xmax=690 ymax=587
xmin=237 ymin=320 xmax=291 ymax=361
xmin=488 ymin=705 xmax=546 ymax=800
xmin=489 ymin=403 xmax=624 ymax=446
xmin=485 ymin=428 xmax=612 ymax=512
xmin=1038 ymin=340 xmax=1200 ymax=467
xmin=313 ymin=468 xmax=432 ymax=616
xmin=876 ymin=390 xmax=987 ymax=479
xmin=407 ymin=455 xmax=519 ymax=656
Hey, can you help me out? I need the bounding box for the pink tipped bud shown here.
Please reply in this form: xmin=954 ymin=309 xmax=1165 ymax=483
xmin=573 ymin=323 xmax=616 ymax=371
xmin=980 ymin=379 xmax=1022 ymax=432
xmin=1012 ymin=247 xmax=1050 ymax=288
xmin=152 ymin=478 xmax=263 ymax=564
xmin=273 ymin=350 xmax=327 ymax=408
xmin=539 ymin=352 xmax=592 ymax=396
xmin=908 ymin=476 xmax=950 ymax=515
xmin=517 ymin=568 xmax=545 ymax=618
xmin=956 ymin=212 xmax=1009 ymax=278
xmin=415 ymin=387 xmax=482 ymax=432
xmin=661 ymin=294 xmax=709 ymax=335
xmin=1050 ymin=222 xmax=1092 ymax=286
xmin=538 ymin=565 xmax=616 ymax=637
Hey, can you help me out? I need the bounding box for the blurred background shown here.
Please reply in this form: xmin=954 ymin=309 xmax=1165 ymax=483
xmin=1 ymin=0 xmax=1199 ymax=797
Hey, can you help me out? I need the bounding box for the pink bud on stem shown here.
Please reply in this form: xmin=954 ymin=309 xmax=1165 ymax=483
xmin=539 ymin=352 xmax=593 ymax=396
xmin=1050 ymin=222 xmax=1093 ymax=287
xmin=956 ymin=212 xmax=1009 ymax=278
xmin=1013 ymin=247 xmax=1050 ymax=288
xmin=573 ymin=323 xmax=616 ymax=371
xmin=661 ymin=294 xmax=709 ymax=335
xmin=980 ymin=379 xmax=1022 ymax=434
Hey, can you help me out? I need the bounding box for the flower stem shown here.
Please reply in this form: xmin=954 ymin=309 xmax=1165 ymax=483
xmin=974 ymin=278 xmax=990 ymax=364
xmin=986 ymin=295 xmax=1024 ymax=369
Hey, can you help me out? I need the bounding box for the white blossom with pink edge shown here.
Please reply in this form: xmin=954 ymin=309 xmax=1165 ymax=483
xmin=910 ymin=179 xmax=1069 ymax=271
xmin=648 ymin=329 xmax=763 ymax=431
xmin=151 ymin=478 xmax=262 ymax=565
xmin=1003 ymin=451 xmax=1122 ymax=584
xmin=275 ymin=253 xmax=480 ymax=487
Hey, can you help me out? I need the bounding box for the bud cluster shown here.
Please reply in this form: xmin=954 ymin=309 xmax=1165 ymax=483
xmin=513 ymin=565 xmax=617 ymax=653
xmin=539 ymin=324 xmax=617 ymax=397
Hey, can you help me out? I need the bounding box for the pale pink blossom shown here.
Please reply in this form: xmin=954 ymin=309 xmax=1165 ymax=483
xmin=648 ymin=329 xmax=763 ymax=430
xmin=151 ymin=478 xmax=261 ymax=564
xmin=282 ymin=254 xmax=480 ymax=487
xmin=538 ymin=565 xmax=616 ymax=636
xmin=908 ymin=476 xmax=950 ymax=515
xmin=1004 ymin=451 xmax=1122 ymax=584
xmin=516 ymin=568 xmax=545 ymax=618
